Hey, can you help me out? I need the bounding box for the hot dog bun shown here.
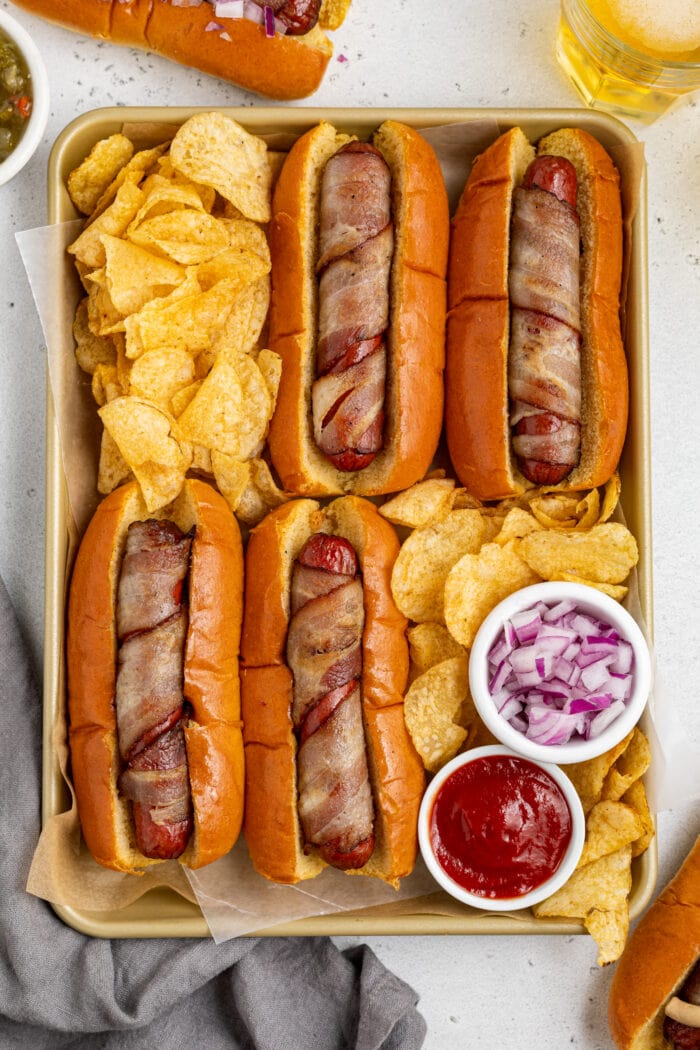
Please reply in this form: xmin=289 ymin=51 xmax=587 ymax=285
xmin=446 ymin=125 xmax=628 ymax=500
xmin=267 ymin=119 xmax=449 ymax=497
xmin=608 ymin=835 xmax=700 ymax=1049
xmin=9 ymin=0 xmax=349 ymax=100
xmin=240 ymin=496 xmax=425 ymax=886
xmin=67 ymin=478 xmax=245 ymax=873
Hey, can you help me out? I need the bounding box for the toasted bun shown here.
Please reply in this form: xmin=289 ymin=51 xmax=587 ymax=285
xmin=240 ymin=496 xmax=425 ymax=885
xmin=608 ymin=835 xmax=700 ymax=1049
xmin=66 ymin=478 xmax=245 ymax=873
xmin=10 ymin=0 xmax=349 ymax=100
xmin=446 ymin=126 xmax=628 ymax=500
xmin=267 ymin=119 xmax=449 ymax=496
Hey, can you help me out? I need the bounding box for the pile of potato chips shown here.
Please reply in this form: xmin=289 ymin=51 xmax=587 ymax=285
xmin=534 ymin=726 xmax=653 ymax=964
xmin=67 ymin=111 xmax=291 ymax=523
xmin=380 ymin=472 xmax=653 ymax=962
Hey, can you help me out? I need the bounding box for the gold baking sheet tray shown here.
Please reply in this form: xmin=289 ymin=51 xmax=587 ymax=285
xmin=44 ymin=106 xmax=653 ymax=938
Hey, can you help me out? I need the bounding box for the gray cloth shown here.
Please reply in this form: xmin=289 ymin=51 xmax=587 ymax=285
xmin=0 ymin=576 xmax=426 ymax=1049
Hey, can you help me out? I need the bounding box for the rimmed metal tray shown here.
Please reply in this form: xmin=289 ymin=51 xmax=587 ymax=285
xmin=44 ymin=106 xmax=653 ymax=937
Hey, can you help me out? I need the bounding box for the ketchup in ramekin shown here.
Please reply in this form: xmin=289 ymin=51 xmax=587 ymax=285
xmin=419 ymin=746 xmax=585 ymax=909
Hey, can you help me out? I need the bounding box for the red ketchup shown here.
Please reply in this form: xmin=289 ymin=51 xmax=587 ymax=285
xmin=430 ymin=754 xmax=572 ymax=899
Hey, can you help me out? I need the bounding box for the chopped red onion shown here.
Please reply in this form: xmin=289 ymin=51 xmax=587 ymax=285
xmin=205 ymin=20 xmax=225 ymax=29
xmin=511 ymin=608 xmax=541 ymax=644
xmin=215 ymin=0 xmax=244 ymax=13
xmin=543 ymin=599 xmax=577 ymax=622
xmin=587 ymin=700 xmax=626 ymax=739
xmin=486 ymin=599 xmax=635 ymax=746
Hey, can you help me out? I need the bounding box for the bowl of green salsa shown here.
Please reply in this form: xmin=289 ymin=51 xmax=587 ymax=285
xmin=0 ymin=9 xmax=49 ymax=185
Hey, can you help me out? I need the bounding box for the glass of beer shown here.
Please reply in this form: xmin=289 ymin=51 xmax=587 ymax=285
xmin=557 ymin=0 xmax=700 ymax=123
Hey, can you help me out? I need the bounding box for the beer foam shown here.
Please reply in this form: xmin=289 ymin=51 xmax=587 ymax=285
xmin=608 ymin=0 xmax=700 ymax=54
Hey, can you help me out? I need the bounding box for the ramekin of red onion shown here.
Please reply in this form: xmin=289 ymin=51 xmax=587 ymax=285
xmin=468 ymin=582 xmax=652 ymax=764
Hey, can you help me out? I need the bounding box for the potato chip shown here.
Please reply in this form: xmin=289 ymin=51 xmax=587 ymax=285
xmin=403 ymin=656 xmax=469 ymax=773
xmin=565 ymin=731 xmax=635 ymax=814
xmin=602 ymin=727 xmax=652 ymax=801
xmin=90 ymin=143 xmax=170 ymax=220
xmin=600 ymin=474 xmax=622 ymax=522
xmin=444 ymin=540 xmax=541 ymax=648
xmin=391 ymin=510 xmax=492 ymax=624
xmin=519 ymin=523 xmax=639 ymax=585
xmin=98 ymin=396 xmax=192 ymax=512
xmin=573 ymin=489 xmax=603 ymax=531
xmin=407 ymin=622 xmax=465 ymax=679
xmin=533 ymin=845 xmax=632 ymax=964
xmin=494 ymin=507 xmax=543 ymax=543
xmin=102 ymin=234 xmax=185 ymax=316
xmin=212 ymin=276 xmax=270 ymax=360
xmin=177 ymin=355 xmax=272 ymax=460
xmin=151 ymin=158 xmax=217 ymax=212
xmin=621 ymin=779 xmax=654 ymax=857
xmin=191 ymin=444 xmax=213 ymax=475
xmin=86 ymin=276 xmax=125 ymax=337
xmin=233 ymin=476 xmax=271 ymax=526
xmin=548 ymin=574 xmax=629 ymax=601
xmin=97 ymin=428 xmax=132 ymax=495
xmin=195 ymin=246 xmax=269 ymax=291
xmin=129 ymin=178 xmax=209 ymax=225
xmin=123 ymin=273 xmax=247 ymax=359
xmin=219 ymin=217 xmax=271 ymax=267
xmin=68 ymin=181 xmax=145 ymax=270
xmin=586 ymin=906 xmax=630 ymax=967
xmin=233 ymin=458 xmax=292 ymax=526
xmin=73 ymin=299 xmax=116 ymax=375
xmin=458 ymin=685 xmax=499 ymax=751
xmin=67 ymin=133 xmax=135 ymax=216
xmin=127 ymin=211 xmax=230 ymax=266
xmin=576 ymin=801 xmax=644 ymax=869
xmin=380 ymin=479 xmax=458 ymax=529
xmin=169 ymin=112 xmax=271 ymax=223
xmin=211 ymin=452 xmax=250 ymax=514
xmin=528 ymin=493 xmax=583 ymax=530
xmin=255 ymin=348 xmax=283 ymax=402
xmin=249 ymin=458 xmax=292 ymax=507
xmin=320 ymin=0 xmax=352 ymax=30
xmin=127 ymin=346 xmax=195 ymax=406
xmin=452 ymin=489 xmax=486 ymax=510
xmin=91 ymin=364 xmax=123 ymax=406
xmin=170 ymin=381 xmax=202 ymax=418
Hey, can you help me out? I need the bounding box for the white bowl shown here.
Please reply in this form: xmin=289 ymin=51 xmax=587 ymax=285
xmin=469 ymin=581 xmax=652 ymax=765
xmin=418 ymin=745 xmax=585 ymax=911
xmin=0 ymin=9 xmax=50 ymax=186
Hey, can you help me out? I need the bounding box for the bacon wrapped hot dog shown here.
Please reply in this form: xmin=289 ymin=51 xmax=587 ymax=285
xmin=9 ymin=0 xmax=351 ymax=100
xmin=67 ymin=479 xmax=245 ymax=873
xmin=267 ymin=120 xmax=449 ymax=497
xmin=240 ymin=496 xmax=424 ymax=885
xmin=608 ymin=836 xmax=700 ymax=1049
xmin=446 ymin=126 xmax=628 ymax=500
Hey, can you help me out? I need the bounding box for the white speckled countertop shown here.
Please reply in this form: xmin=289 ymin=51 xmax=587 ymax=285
xmin=1 ymin=0 xmax=698 ymax=1045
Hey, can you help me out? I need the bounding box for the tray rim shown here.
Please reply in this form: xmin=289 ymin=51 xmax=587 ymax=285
xmin=43 ymin=104 xmax=654 ymax=939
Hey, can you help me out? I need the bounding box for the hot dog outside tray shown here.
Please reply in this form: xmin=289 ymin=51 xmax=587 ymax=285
xmin=43 ymin=106 xmax=653 ymax=938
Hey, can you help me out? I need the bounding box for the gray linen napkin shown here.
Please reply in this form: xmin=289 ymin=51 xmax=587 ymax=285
xmin=0 ymin=575 xmax=427 ymax=1049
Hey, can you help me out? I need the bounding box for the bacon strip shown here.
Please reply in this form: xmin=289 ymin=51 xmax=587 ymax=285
xmin=313 ymin=142 xmax=393 ymax=471
xmin=286 ymin=533 xmax=375 ymax=869
xmin=508 ymin=161 xmax=582 ymax=485
xmin=115 ymin=519 xmax=193 ymax=859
